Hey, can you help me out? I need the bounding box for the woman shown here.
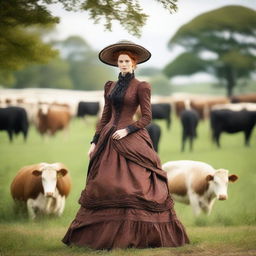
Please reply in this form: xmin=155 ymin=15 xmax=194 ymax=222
xmin=62 ymin=40 xmax=190 ymax=249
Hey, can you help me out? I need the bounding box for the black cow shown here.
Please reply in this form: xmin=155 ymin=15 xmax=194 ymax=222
xmin=77 ymin=102 xmax=100 ymax=118
xmin=210 ymin=109 xmax=256 ymax=147
xmin=180 ymin=110 xmax=199 ymax=152
xmin=151 ymin=103 xmax=171 ymax=130
xmin=146 ymin=123 xmax=161 ymax=152
xmin=0 ymin=107 xmax=29 ymax=142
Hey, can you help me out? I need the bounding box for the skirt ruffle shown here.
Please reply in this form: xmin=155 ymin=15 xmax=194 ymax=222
xmin=62 ymin=206 xmax=189 ymax=249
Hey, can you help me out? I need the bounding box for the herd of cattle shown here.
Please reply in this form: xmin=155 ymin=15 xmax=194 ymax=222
xmin=1 ymin=89 xmax=256 ymax=152
xmin=2 ymin=89 xmax=248 ymax=219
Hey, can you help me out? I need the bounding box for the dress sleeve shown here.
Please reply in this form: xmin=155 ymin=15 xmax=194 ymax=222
xmin=126 ymin=81 xmax=152 ymax=134
xmin=90 ymin=81 xmax=112 ymax=144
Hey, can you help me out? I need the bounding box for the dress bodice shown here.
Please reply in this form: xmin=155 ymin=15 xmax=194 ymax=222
xmin=91 ymin=76 xmax=152 ymax=144
xmin=100 ymin=77 xmax=151 ymax=129
xmin=108 ymin=80 xmax=141 ymax=127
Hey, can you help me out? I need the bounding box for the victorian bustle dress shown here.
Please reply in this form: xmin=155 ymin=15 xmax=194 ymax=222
xmin=62 ymin=73 xmax=190 ymax=249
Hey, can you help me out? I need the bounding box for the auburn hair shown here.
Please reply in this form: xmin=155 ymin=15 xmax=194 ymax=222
xmin=113 ymin=51 xmax=138 ymax=69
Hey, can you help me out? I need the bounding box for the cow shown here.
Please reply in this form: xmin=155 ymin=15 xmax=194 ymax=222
xmin=162 ymin=160 xmax=238 ymax=216
xmin=180 ymin=109 xmax=199 ymax=152
xmin=212 ymin=103 xmax=256 ymax=112
xmin=0 ymin=106 xmax=29 ymax=142
xmin=190 ymin=101 xmax=206 ymax=120
xmin=37 ymin=104 xmax=71 ymax=136
xmin=190 ymin=97 xmax=230 ymax=120
xmin=146 ymin=123 xmax=161 ymax=152
xmin=210 ymin=109 xmax=256 ymax=147
xmin=77 ymin=101 xmax=100 ymax=118
xmin=151 ymin=103 xmax=172 ymax=130
xmin=10 ymin=162 xmax=71 ymax=219
xmin=174 ymin=100 xmax=186 ymax=118
xmin=174 ymin=97 xmax=229 ymax=120
xmin=230 ymin=93 xmax=256 ymax=103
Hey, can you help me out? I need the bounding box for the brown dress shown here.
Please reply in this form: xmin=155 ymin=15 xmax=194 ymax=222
xmin=62 ymin=75 xmax=190 ymax=249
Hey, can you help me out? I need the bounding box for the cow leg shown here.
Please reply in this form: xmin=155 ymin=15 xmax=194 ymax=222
xmin=63 ymin=126 xmax=70 ymax=141
xmin=215 ymin=132 xmax=221 ymax=148
xmin=153 ymin=140 xmax=158 ymax=152
xmin=56 ymin=196 xmax=66 ymax=216
xmin=151 ymin=133 xmax=158 ymax=152
xmin=49 ymin=129 xmax=55 ymax=136
xmin=22 ymin=121 xmax=29 ymax=142
xmin=27 ymin=199 xmax=37 ymax=220
xmin=189 ymin=193 xmax=202 ymax=216
xmin=199 ymin=197 xmax=216 ymax=215
xmin=206 ymin=198 xmax=216 ymax=215
xmin=244 ymin=129 xmax=252 ymax=146
xmin=189 ymin=136 xmax=193 ymax=152
xmin=23 ymin=129 xmax=28 ymax=142
xmin=45 ymin=197 xmax=54 ymax=214
xmin=181 ymin=132 xmax=186 ymax=152
xmin=7 ymin=129 xmax=13 ymax=142
xmin=167 ymin=117 xmax=171 ymax=130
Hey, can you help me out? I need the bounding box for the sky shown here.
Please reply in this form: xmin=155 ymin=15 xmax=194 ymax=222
xmin=48 ymin=0 xmax=256 ymax=83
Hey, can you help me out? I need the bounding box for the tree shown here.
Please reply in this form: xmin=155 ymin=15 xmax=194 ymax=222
xmin=59 ymin=0 xmax=178 ymax=37
xmin=14 ymin=58 xmax=73 ymax=89
xmin=149 ymin=74 xmax=172 ymax=95
xmin=0 ymin=0 xmax=177 ymax=87
xmin=0 ymin=0 xmax=59 ymax=70
xmin=12 ymin=36 xmax=115 ymax=90
xmin=164 ymin=52 xmax=207 ymax=77
xmin=56 ymin=36 xmax=115 ymax=90
xmin=53 ymin=36 xmax=92 ymax=61
xmin=164 ymin=5 xmax=256 ymax=96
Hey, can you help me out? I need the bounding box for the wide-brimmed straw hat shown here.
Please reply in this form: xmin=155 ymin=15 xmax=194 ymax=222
xmin=99 ymin=40 xmax=151 ymax=67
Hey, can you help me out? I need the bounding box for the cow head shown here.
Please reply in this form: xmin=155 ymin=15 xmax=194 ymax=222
xmin=38 ymin=103 xmax=50 ymax=116
xmin=206 ymin=169 xmax=238 ymax=200
xmin=32 ymin=163 xmax=68 ymax=198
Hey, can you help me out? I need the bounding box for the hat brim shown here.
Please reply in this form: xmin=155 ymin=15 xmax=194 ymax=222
xmin=99 ymin=42 xmax=151 ymax=67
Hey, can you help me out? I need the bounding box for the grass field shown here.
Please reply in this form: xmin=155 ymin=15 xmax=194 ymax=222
xmin=0 ymin=116 xmax=256 ymax=255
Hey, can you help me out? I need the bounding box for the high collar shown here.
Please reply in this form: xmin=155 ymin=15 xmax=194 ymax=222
xmin=118 ymin=72 xmax=134 ymax=82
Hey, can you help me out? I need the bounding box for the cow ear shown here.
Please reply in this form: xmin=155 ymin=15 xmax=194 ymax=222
xmin=206 ymin=175 xmax=214 ymax=182
xmin=32 ymin=170 xmax=42 ymax=176
xmin=57 ymin=169 xmax=68 ymax=177
xmin=229 ymin=174 xmax=238 ymax=182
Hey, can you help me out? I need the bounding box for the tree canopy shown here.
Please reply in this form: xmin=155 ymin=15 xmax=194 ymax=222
xmin=12 ymin=36 xmax=115 ymax=90
xmin=72 ymin=0 xmax=177 ymax=37
xmin=164 ymin=5 xmax=256 ymax=96
xmin=164 ymin=52 xmax=207 ymax=77
xmin=0 ymin=0 xmax=59 ymax=71
xmin=0 ymin=0 xmax=177 ymax=87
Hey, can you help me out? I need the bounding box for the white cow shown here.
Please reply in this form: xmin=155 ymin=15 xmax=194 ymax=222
xmin=10 ymin=163 xmax=72 ymax=219
xmin=162 ymin=160 xmax=238 ymax=216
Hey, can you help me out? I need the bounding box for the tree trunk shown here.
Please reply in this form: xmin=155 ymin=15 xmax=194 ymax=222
xmin=225 ymin=66 xmax=236 ymax=97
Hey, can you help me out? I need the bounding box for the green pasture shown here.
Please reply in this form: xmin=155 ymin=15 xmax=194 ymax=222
xmin=0 ymin=116 xmax=256 ymax=255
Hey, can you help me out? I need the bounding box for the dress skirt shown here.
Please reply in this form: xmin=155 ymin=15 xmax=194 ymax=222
xmin=62 ymin=125 xmax=190 ymax=249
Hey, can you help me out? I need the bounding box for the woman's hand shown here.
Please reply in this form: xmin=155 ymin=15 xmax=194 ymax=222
xmin=88 ymin=143 xmax=96 ymax=160
xmin=112 ymin=128 xmax=128 ymax=140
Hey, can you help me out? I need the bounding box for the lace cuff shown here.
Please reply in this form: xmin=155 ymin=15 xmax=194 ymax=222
xmin=126 ymin=125 xmax=140 ymax=135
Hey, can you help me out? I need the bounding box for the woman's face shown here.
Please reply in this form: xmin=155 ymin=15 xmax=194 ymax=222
xmin=117 ymin=54 xmax=134 ymax=74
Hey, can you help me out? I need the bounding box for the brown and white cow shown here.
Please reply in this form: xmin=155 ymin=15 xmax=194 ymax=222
xmin=162 ymin=160 xmax=238 ymax=216
xmin=37 ymin=104 xmax=71 ymax=136
xmin=10 ymin=163 xmax=71 ymax=219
